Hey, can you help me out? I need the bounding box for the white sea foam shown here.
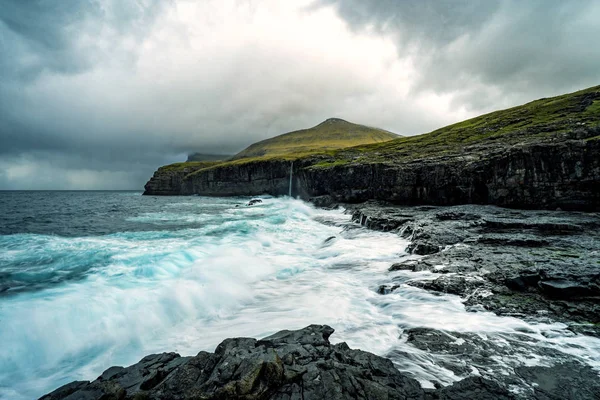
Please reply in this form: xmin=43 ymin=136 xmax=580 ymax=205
xmin=0 ymin=197 xmax=599 ymax=399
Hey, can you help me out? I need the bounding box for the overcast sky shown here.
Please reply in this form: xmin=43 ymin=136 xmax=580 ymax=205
xmin=1 ymin=0 xmax=599 ymax=189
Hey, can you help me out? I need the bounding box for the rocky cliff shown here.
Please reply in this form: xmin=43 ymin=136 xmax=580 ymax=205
xmin=145 ymin=134 xmax=600 ymax=210
xmin=144 ymin=86 xmax=600 ymax=211
xmin=301 ymin=134 xmax=600 ymax=210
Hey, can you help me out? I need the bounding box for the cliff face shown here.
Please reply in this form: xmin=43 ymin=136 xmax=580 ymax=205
xmin=144 ymin=137 xmax=600 ymax=211
xmin=181 ymin=160 xmax=298 ymax=197
xmin=144 ymin=86 xmax=600 ymax=211
xmin=144 ymin=169 xmax=186 ymax=195
xmin=143 ymin=162 xmax=221 ymax=196
xmin=301 ymin=138 xmax=600 ymax=210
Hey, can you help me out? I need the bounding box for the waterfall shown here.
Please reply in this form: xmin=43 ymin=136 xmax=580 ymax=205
xmin=288 ymin=161 xmax=293 ymax=197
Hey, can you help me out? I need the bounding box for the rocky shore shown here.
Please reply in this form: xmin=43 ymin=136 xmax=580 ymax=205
xmin=348 ymin=201 xmax=600 ymax=337
xmin=41 ymin=201 xmax=600 ymax=400
xmin=43 ymin=324 xmax=600 ymax=400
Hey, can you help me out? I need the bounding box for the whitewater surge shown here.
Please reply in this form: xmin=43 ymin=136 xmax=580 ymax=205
xmin=0 ymin=194 xmax=599 ymax=399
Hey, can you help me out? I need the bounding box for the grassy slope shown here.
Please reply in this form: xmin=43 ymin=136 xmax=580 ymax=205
xmin=176 ymin=118 xmax=398 ymax=176
xmin=314 ymin=85 xmax=600 ymax=167
xmin=158 ymin=85 xmax=600 ymax=176
xmin=231 ymin=118 xmax=398 ymax=160
xmin=157 ymin=161 xmax=222 ymax=172
xmin=186 ymin=153 xmax=232 ymax=162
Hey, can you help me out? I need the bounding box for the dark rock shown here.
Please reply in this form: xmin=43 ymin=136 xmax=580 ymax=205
xmin=429 ymin=376 xmax=513 ymax=400
xmin=356 ymin=203 xmax=600 ymax=334
xmin=477 ymin=236 xmax=550 ymax=247
xmin=408 ymin=275 xmax=484 ymax=297
xmin=505 ymin=273 xmax=541 ymax=292
xmin=389 ymin=262 xmax=419 ymax=272
xmin=515 ymin=362 xmax=600 ymax=400
xmin=406 ymin=241 xmax=441 ymax=255
xmin=143 ymin=169 xmax=187 ymax=196
xmin=377 ymin=284 xmax=400 ymax=294
xmin=435 ymin=211 xmax=481 ymax=221
xmin=323 ymin=235 xmax=336 ymax=244
xmin=309 ymin=195 xmax=337 ymax=208
xmin=299 ymin=137 xmax=600 ymax=211
xmin=39 ymin=381 xmax=89 ymax=400
xmin=42 ymin=325 xmax=515 ymax=400
xmin=402 ymin=327 xmax=600 ymax=399
xmin=247 ymin=199 xmax=263 ymax=206
xmin=481 ymin=219 xmax=584 ymax=233
xmin=351 ymin=207 xmax=413 ymax=232
xmin=538 ymin=279 xmax=600 ymax=299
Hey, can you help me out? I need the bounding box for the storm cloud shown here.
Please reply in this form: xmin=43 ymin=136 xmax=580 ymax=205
xmin=1 ymin=0 xmax=599 ymax=189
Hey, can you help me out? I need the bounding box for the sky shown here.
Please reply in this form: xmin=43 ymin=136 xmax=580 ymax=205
xmin=1 ymin=0 xmax=599 ymax=190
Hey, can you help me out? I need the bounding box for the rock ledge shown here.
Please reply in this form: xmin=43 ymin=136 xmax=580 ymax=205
xmin=41 ymin=325 xmax=509 ymax=400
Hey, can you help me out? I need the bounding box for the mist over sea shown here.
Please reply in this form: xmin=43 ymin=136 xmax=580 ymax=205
xmin=1 ymin=192 xmax=598 ymax=399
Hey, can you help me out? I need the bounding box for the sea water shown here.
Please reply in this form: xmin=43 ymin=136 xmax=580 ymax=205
xmin=0 ymin=191 xmax=598 ymax=398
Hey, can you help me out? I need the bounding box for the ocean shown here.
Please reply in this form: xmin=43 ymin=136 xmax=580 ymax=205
xmin=0 ymin=191 xmax=598 ymax=399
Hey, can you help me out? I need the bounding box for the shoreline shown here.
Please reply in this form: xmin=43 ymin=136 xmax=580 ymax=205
xmin=39 ymin=198 xmax=600 ymax=399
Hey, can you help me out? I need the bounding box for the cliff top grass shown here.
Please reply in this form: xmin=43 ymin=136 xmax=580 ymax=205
xmin=314 ymin=84 xmax=600 ymax=167
xmin=231 ymin=118 xmax=398 ymax=160
xmin=186 ymin=153 xmax=232 ymax=162
xmin=158 ymin=161 xmax=222 ymax=172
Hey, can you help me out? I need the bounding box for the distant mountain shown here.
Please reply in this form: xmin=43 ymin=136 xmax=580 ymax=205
xmin=186 ymin=153 xmax=232 ymax=162
xmin=231 ymin=118 xmax=398 ymax=160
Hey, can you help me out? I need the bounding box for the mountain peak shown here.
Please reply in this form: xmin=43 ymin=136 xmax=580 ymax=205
xmin=319 ymin=117 xmax=349 ymax=125
xmin=230 ymin=118 xmax=396 ymax=160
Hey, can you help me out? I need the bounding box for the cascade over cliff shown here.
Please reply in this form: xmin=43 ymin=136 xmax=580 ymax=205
xmin=144 ymin=86 xmax=600 ymax=211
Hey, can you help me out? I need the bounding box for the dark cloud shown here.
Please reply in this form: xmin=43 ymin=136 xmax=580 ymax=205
xmin=0 ymin=0 xmax=168 ymax=81
xmin=1 ymin=1 xmax=598 ymax=189
xmin=320 ymin=0 xmax=600 ymax=110
xmin=315 ymin=0 xmax=502 ymax=47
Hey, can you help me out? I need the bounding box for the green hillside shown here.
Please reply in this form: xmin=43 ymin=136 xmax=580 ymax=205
xmin=186 ymin=153 xmax=232 ymax=162
xmin=153 ymin=85 xmax=600 ymax=175
xmin=231 ymin=118 xmax=398 ymax=160
xmin=315 ymin=85 xmax=600 ymax=167
xmin=157 ymin=161 xmax=221 ymax=172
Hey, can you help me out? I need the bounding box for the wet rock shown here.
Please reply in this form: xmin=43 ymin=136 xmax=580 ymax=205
xmin=40 ymin=381 xmax=89 ymax=400
xmin=481 ymin=219 xmax=584 ymax=234
xmin=402 ymin=327 xmax=600 ymax=399
xmin=504 ymin=273 xmax=541 ymax=292
xmin=351 ymin=207 xmax=413 ymax=232
xmin=428 ymin=376 xmax=513 ymax=400
xmin=408 ymin=275 xmax=485 ymax=297
xmin=377 ymin=284 xmax=400 ymax=294
xmin=248 ymin=199 xmax=263 ymax=206
xmin=309 ymin=195 xmax=337 ymax=208
xmin=477 ymin=236 xmax=550 ymax=247
xmin=538 ymin=279 xmax=600 ymax=299
xmin=389 ymin=262 xmax=420 ymax=272
xmin=41 ymin=325 xmax=421 ymax=400
xmin=435 ymin=211 xmax=481 ymax=221
xmin=352 ymin=203 xmax=600 ymax=334
xmin=406 ymin=241 xmax=441 ymax=255
xmin=42 ymin=325 xmax=514 ymax=400
xmin=515 ymin=362 xmax=600 ymax=400
xmin=323 ymin=235 xmax=336 ymax=244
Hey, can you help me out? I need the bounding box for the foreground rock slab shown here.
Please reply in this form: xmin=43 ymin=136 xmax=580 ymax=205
xmin=41 ymin=325 xmax=510 ymax=400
